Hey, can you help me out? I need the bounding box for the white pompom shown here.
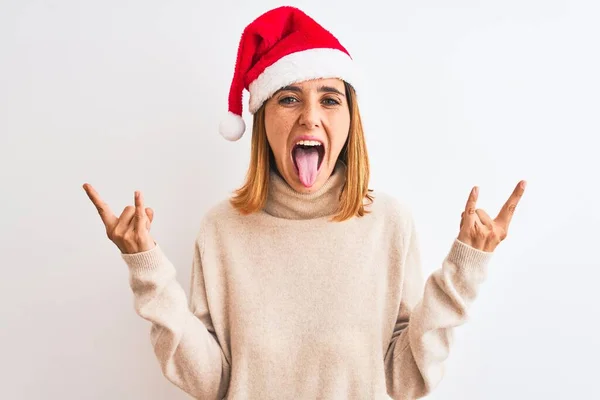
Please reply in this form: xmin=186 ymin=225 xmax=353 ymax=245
xmin=219 ymin=111 xmax=246 ymax=141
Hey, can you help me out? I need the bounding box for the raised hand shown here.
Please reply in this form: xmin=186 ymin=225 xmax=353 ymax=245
xmin=83 ymin=183 xmax=156 ymax=254
xmin=458 ymin=180 xmax=526 ymax=252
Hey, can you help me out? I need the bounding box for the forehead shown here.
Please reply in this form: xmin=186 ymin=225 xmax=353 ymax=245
xmin=287 ymin=78 xmax=345 ymax=90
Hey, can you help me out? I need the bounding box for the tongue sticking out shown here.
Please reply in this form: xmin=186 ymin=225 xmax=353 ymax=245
xmin=293 ymin=146 xmax=320 ymax=187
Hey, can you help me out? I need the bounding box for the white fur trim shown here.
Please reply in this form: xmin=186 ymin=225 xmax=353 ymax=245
xmin=248 ymin=48 xmax=358 ymax=114
xmin=219 ymin=111 xmax=246 ymax=141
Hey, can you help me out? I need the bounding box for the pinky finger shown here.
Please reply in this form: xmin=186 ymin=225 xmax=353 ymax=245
xmin=145 ymin=208 xmax=154 ymax=230
xmin=145 ymin=207 xmax=154 ymax=223
xmin=133 ymin=191 xmax=146 ymax=232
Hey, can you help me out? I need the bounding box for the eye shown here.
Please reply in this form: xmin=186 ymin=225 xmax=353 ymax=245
xmin=322 ymin=97 xmax=341 ymax=106
xmin=279 ymin=96 xmax=298 ymax=105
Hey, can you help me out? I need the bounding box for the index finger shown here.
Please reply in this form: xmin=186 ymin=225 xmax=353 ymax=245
xmin=464 ymin=186 xmax=478 ymax=215
xmin=495 ymin=180 xmax=526 ymax=228
xmin=83 ymin=183 xmax=118 ymax=230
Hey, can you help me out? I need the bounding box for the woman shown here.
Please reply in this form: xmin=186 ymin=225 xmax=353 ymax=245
xmin=83 ymin=6 xmax=526 ymax=400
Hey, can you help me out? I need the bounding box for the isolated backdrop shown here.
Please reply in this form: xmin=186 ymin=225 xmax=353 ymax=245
xmin=1 ymin=0 xmax=599 ymax=399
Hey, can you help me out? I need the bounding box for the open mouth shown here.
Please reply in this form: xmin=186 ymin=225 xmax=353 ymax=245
xmin=291 ymin=142 xmax=325 ymax=175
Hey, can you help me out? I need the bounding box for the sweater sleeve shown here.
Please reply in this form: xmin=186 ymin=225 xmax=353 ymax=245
xmin=384 ymin=211 xmax=493 ymax=400
xmin=120 ymin=228 xmax=230 ymax=399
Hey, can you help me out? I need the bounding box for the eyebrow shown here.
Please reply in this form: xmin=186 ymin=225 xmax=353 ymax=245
xmin=274 ymin=85 xmax=346 ymax=97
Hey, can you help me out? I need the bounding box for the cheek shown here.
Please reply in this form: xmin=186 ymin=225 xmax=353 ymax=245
xmin=265 ymin=110 xmax=295 ymax=151
xmin=327 ymin=112 xmax=351 ymax=147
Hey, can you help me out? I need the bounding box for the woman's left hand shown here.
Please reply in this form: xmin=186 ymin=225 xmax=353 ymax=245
xmin=458 ymin=180 xmax=526 ymax=252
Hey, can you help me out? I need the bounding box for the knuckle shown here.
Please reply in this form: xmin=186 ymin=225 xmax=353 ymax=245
xmin=111 ymin=227 xmax=120 ymax=238
xmin=123 ymin=232 xmax=136 ymax=246
xmin=476 ymin=227 xmax=486 ymax=239
xmin=123 ymin=228 xmax=134 ymax=239
xmin=114 ymin=227 xmax=126 ymax=240
xmin=494 ymin=226 xmax=506 ymax=241
xmin=488 ymin=230 xmax=498 ymax=241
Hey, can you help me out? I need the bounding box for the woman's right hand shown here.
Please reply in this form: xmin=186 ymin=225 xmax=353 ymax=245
xmin=83 ymin=183 xmax=156 ymax=254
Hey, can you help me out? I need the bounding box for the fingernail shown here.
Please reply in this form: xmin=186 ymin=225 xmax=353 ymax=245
xmin=521 ymin=181 xmax=526 ymax=189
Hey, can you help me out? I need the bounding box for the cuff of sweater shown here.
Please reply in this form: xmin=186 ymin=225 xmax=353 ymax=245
xmin=446 ymin=238 xmax=493 ymax=277
xmin=120 ymin=243 xmax=168 ymax=275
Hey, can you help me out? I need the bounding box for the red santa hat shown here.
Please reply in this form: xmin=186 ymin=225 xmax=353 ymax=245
xmin=219 ymin=6 xmax=359 ymax=141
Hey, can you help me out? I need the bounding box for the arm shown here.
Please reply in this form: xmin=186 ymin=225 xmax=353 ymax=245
xmin=121 ymin=225 xmax=230 ymax=400
xmin=384 ymin=211 xmax=492 ymax=400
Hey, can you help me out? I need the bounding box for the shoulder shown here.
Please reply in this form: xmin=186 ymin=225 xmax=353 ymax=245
xmin=368 ymin=189 xmax=415 ymax=229
xmin=368 ymin=190 xmax=419 ymax=258
xmin=203 ymin=197 xmax=237 ymax=224
xmin=193 ymin=197 xmax=240 ymax=241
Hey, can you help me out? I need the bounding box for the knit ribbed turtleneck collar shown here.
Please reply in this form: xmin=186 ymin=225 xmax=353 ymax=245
xmin=263 ymin=159 xmax=347 ymax=220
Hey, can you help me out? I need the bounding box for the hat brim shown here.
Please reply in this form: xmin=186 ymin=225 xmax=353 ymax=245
xmin=248 ymin=48 xmax=358 ymax=114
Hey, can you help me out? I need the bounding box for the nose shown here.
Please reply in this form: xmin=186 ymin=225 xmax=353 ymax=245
xmin=298 ymin=101 xmax=321 ymax=129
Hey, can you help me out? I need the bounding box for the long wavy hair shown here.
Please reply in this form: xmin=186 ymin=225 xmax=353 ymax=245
xmin=229 ymin=81 xmax=374 ymax=222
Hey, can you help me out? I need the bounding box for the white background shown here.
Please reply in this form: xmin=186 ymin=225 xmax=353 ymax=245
xmin=2 ymin=0 xmax=599 ymax=399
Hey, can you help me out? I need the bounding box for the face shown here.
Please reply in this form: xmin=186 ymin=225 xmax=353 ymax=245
xmin=264 ymin=78 xmax=350 ymax=193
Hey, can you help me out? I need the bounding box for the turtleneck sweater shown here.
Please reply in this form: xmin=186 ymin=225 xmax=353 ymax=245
xmin=121 ymin=159 xmax=493 ymax=400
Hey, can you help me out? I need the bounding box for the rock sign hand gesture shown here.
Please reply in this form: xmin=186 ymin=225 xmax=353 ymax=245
xmin=83 ymin=184 xmax=156 ymax=254
xmin=458 ymin=180 xmax=526 ymax=253
xmin=82 ymin=179 xmax=526 ymax=255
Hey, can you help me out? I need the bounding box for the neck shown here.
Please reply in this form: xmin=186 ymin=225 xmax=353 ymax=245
xmin=263 ymin=159 xmax=347 ymax=220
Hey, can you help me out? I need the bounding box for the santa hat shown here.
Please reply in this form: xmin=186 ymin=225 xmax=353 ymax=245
xmin=219 ymin=6 xmax=358 ymax=141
